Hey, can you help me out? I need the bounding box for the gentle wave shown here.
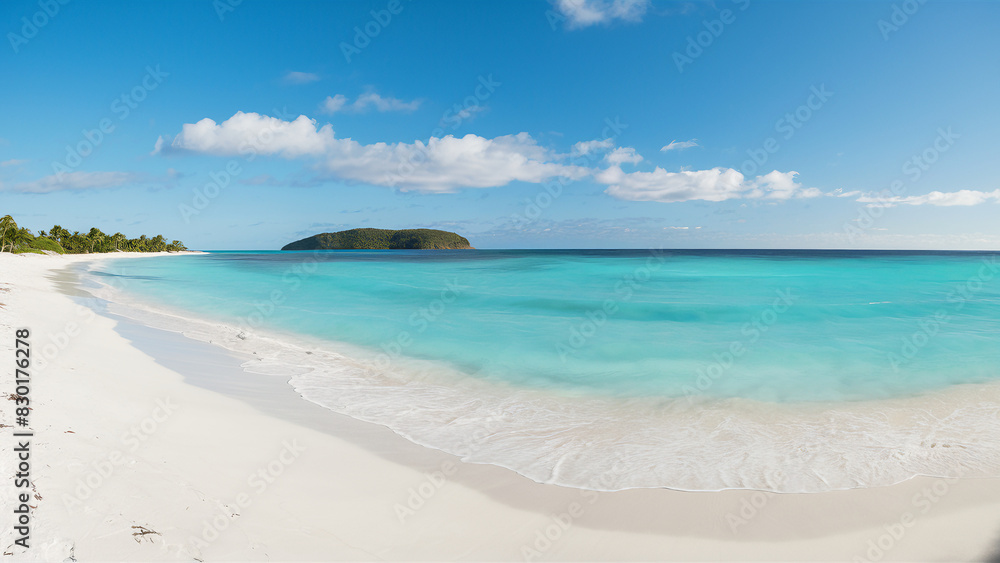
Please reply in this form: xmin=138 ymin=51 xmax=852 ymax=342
xmin=79 ymin=261 xmax=1000 ymax=493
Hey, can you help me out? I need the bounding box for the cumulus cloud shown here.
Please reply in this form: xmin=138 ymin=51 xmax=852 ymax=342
xmin=154 ymin=112 xmax=334 ymax=158
xmin=553 ymin=0 xmax=649 ymax=29
xmin=597 ymin=167 xmax=821 ymax=203
xmin=2 ymin=171 xmax=139 ymax=194
xmin=660 ymin=139 xmax=699 ymax=152
xmin=604 ymin=147 xmax=643 ymax=166
xmin=856 ymin=189 xmax=1000 ymax=207
xmin=283 ymin=71 xmax=320 ymax=84
xmin=571 ymin=138 xmax=614 ymax=156
xmin=156 ymin=111 xmax=587 ymax=193
xmin=156 ymin=112 xmax=835 ymax=200
xmin=598 ymin=166 xmax=745 ymax=202
xmin=321 ymin=92 xmax=421 ymax=114
xmin=315 ymin=132 xmax=589 ymax=193
xmin=745 ymin=170 xmax=823 ymax=200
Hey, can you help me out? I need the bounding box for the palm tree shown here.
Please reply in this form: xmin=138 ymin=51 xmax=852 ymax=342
xmin=11 ymin=227 xmax=33 ymax=251
xmin=111 ymin=232 xmax=126 ymax=251
xmin=86 ymin=227 xmax=106 ymax=253
xmin=48 ymin=225 xmax=69 ymax=244
xmin=0 ymin=215 xmax=15 ymax=252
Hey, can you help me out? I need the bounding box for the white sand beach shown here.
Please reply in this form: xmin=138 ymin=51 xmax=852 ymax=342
xmin=2 ymin=252 xmax=1000 ymax=562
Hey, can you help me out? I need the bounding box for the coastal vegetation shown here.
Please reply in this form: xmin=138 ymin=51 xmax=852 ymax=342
xmin=0 ymin=215 xmax=187 ymax=254
xmin=282 ymin=228 xmax=473 ymax=250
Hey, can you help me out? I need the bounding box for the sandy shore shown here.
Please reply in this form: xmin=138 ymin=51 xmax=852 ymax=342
xmin=1 ymin=251 xmax=1000 ymax=561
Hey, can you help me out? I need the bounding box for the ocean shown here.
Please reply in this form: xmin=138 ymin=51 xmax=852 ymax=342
xmin=80 ymin=250 xmax=1000 ymax=492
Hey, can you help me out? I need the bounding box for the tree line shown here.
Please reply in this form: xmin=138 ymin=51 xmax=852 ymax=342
xmin=0 ymin=215 xmax=187 ymax=254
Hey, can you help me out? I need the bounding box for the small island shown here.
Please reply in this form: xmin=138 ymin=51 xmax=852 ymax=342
xmin=282 ymin=228 xmax=474 ymax=250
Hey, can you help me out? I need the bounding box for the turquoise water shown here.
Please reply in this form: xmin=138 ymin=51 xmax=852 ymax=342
xmin=84 ymin=250 xmax=1000 ymax=491
xmin=94 ymin=250 xmax=1000 ymax=402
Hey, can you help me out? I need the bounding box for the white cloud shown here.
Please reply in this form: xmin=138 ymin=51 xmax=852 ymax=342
xmin=571 ymin=138 xmax=613 ymax=156
xmin=597 ymin=167 xmax=821 ymax=203
xmin=660 ymin=139 xmax=699 ymax=152
xmin=554 ymin=0 xmax=649 ymax=29
xmin=856 ymin=189 xmax=1000 ymax=207
xmin=283 ymin=71 xmax=320 ymax=84
xmin=0 ymin=159 xmax=27 ymax=167
xmin=157 ymin=112 xmax=839 ymax=200
xmin=321 ymin=132 xmax=589 ymax=193
xmin=451 ymin=104 xmax=488 ymax=122
xmin=598 ymin=166 xmax=746 ymax=202
xmin=604 ymin=146 xmax=643 ymax=166
xmin=829 ymin=188 xmax=862 ymax=198
xmin=321 ymin=92 xmax=421 ymax=114
xmin=155 ymin=112 xmax=334 ymax=158
xmin=157 ymin=112 xmax=587 ymax=193
xmin=2 ymin=171 xmax=138 ymax=194
xmin=322 ymin=94 xmax=348 ymax=114
xmin=355 ymin=92 xmax=421 ymax=113
xmin=169 ymin=113 xmax=1000 ymax=210
xmin=745 ymin=170 xmax=822 ymax=200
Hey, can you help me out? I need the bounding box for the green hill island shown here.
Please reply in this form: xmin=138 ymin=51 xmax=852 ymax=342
xmin=281 ymin=228 xmax=474 ymax=250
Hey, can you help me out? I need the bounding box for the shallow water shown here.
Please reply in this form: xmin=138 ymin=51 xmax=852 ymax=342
xmin=81 ymin=250 xmax=1000 ymax=492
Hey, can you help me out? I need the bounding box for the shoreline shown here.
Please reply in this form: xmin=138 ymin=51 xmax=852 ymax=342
xmin=1 ymin=252 xmax=999 ymax=560
xmin=75 ymin=252 xmax=1000 ymax=494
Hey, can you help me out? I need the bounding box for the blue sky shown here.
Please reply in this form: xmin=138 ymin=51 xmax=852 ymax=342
xmin=1 ymin=0 xmax=998 ymax=249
